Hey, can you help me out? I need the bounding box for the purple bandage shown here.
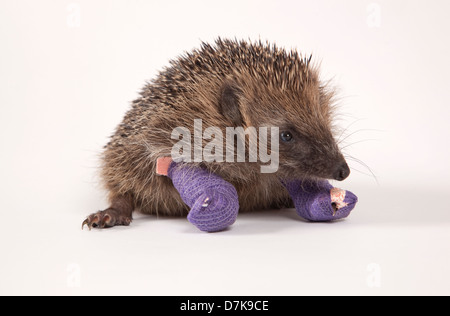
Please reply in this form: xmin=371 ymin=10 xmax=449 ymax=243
xmin=165 ymin=160 xmax=357 ymax=231
xmin=282 ymin=179 xmax=358 ymax=221
xmin=167 ymin=162 xmax=239 ymax=232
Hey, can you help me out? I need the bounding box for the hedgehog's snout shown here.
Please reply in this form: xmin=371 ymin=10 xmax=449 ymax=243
xmin=332 ymin=161 xmax=350 ymax=181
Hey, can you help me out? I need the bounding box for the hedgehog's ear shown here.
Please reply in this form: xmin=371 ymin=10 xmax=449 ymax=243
xmin=219 ymin=80 xmax=244 ymax=127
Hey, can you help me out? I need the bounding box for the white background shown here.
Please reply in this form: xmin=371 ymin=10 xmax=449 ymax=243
xmin=1 ymin=0 xmax=449 ymax=295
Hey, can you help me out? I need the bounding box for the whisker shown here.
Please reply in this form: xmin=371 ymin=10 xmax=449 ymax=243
xmin=338 ymin=128 xmax=384 ymax=145
xmin=345 ymin=155 xmax=379 ymax=185
xmin=336 ymin=118 xmax=367 ymax=143
xmin=348 ymin=166 xmax=376 ymax=178
xmin=340 ymin=139 xmax=379 ymax=151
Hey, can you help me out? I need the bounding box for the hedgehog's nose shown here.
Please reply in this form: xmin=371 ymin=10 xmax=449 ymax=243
xmin=333 ymin=162 xmax=350 ymax=181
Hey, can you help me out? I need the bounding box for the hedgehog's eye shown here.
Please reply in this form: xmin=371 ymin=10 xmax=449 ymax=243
xmin=280 ymin=131 xmax=293 ymax=142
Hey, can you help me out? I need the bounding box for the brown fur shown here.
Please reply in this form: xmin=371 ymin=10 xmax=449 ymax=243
xmin=91 ymin=38 xmax=345 ymax=224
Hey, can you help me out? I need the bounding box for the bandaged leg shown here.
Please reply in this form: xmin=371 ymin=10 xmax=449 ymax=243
xmin=282 ymin=179 xmax=358 ymax=222
xmin=167 ymin=162 xmax=239 ymax=232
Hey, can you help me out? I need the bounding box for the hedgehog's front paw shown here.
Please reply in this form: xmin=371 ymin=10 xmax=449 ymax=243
xmin=307 ymin=188 xmax=358 ymax=222
xmin=82 ymin=208 xmax=132 ymax=230
xmin=187 ymin=189 xmax=239 ymax=232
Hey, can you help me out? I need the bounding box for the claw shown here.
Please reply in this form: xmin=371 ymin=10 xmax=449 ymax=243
xmin=82 ymin=208 xmax=131 ymax=230
xmin=82 ymin=219 xmax=90 ymax=231
xmin=331 ymin=203 xmax=338 ymax=217
xmin=103 ymin=214 xmax=111 ymax=227
xmin=91 ymin=215 xmax=100 ymax=228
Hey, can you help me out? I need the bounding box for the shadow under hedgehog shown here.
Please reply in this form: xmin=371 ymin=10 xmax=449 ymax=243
xmin=83 ymin=38 xmax=358 ymax=232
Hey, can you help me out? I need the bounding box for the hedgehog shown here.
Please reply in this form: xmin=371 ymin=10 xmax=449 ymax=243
xmin=82 ymin=38 xmax=358 ymax=232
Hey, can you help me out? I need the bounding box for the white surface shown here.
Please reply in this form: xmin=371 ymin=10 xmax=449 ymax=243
xmin=1 ymin=0 xmax=450 ymax=296
xmin=1 ymin=185 xmax=449 ymax=296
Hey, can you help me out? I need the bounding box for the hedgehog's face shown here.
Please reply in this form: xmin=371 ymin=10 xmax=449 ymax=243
xmin=268 ymin=87 xmax=350 ymax=181
xmin=276 ymin=125 xmax=350 ymax=181
xmin=218 ymin=78 xmax=350 ymax=181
